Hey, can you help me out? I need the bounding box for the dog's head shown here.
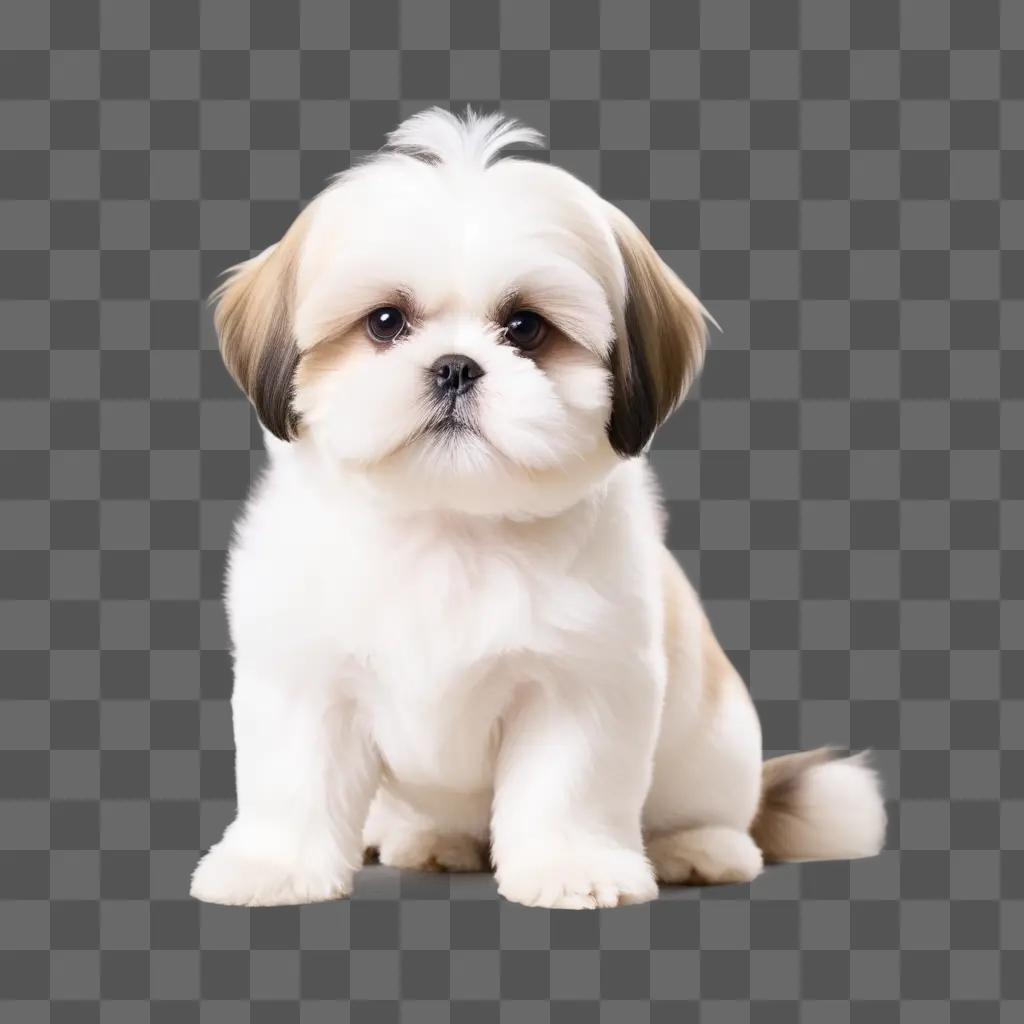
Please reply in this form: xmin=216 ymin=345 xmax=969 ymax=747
xmin=214 ymin=109 xmax=708 ymax=516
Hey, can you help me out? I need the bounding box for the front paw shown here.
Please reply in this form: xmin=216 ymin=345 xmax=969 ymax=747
xmin=190 ymin=841 xmax=352 ymax=907
xmin=495 ymin=842 xmax=657 ymax=910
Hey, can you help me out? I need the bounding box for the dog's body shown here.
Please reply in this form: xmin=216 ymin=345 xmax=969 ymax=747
xmin=191 ymin=110 xmax=885 ymax=909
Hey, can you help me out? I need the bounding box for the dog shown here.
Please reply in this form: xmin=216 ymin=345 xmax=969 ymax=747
xmin=190 ymin=109 xmax=885 ymax=909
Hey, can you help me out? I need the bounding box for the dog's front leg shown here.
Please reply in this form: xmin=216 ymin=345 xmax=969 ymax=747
xmin=191 ymin=666 xmax=379 ymax=906
xmin=491 ymin=670 xmax=660 ymax=909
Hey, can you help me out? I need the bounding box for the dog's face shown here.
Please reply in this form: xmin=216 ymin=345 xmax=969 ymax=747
xmin=214 ymin=110 xmax=707 ymax=516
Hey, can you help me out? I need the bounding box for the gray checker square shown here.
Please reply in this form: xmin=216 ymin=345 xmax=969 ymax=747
xmin=0 ymin=0 xmax=1019 ymax=1020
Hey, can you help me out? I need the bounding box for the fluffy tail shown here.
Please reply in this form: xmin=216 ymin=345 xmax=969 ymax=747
xmin=750 ymin=748 xmax=887 ymax=863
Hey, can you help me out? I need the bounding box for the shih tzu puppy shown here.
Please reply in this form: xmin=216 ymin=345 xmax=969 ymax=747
xmin=190 ymin=109 xmax=885 ymax=909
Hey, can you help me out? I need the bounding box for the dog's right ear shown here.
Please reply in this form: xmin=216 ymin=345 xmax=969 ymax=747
xmin=604 ymin=205 xmax=709 ymax=457
xmin=212 ymin=211 xmax=313 ymax=441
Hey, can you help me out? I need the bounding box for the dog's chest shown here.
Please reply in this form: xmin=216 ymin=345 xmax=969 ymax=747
xmin=329 ymin=530 xmax=555 ymax=787
xmin=370 ymin=656 xmax=510 ymax=789
xmin=324 ymin=516 xmax=602 ymax=683
xmin=238 ymin=487 xmax=610 ymax=786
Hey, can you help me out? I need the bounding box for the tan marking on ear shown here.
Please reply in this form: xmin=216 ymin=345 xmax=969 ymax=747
xmin=211 ymin=204 xmax=315 ymax=441
xmin=606 ymin=205 xmax=709 ymax=456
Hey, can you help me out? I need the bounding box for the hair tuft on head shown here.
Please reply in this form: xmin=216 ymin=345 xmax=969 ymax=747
xmin=385 ymin=106 xmax=544 ymax=170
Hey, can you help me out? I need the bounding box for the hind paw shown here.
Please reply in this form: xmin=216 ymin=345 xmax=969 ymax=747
xmin=647 ymin=826 xmax=763 ymax=886
xmin=376 ymin=830 xmax=488 ymax=873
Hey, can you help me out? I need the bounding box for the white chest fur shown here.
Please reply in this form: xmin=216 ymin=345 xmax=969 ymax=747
xmin=225 ymin=449 xmax=662 ymax=793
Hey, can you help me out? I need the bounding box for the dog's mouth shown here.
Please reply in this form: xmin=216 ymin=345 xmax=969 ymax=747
xmin=367 ymin=396 xmax=484 ymax=470
xmin=427 ymin=394 xmax=480 ymax=438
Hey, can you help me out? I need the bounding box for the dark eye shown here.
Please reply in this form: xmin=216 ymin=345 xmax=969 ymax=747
xmin=366 ymin=307 xmax=406 ymax=343
xmin=503 ymin=310 xmax=547 ymax=351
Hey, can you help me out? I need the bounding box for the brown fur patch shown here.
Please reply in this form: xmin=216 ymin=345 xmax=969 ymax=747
xmin=605 ymin=206 xmax=708 ymax=456
xmin=292 ymin=322 xmax=358 ymax=387
xmin=699 ymin=606 xmax=740 ymax=710
xmin=289 ymin=320 xmax=383 ymax=430
xmin=212 ymin=203 xmax=316 ymax=440
xmin=661 ymin=547 xmax=738 ymax=714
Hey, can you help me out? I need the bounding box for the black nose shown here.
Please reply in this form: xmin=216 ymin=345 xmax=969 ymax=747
xmin=431 ymin=355 xmax=484 ymax=396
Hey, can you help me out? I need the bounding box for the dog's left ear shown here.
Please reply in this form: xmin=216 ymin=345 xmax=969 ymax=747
xmin=212 ymin=208 xmax=314 ymax=441
xmin=604 ymin=206 xmax=708 ymax=457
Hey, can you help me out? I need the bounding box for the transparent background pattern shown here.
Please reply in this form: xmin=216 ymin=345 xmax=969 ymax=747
xmin=0 ymin=0 xmax=1021 ymax=1020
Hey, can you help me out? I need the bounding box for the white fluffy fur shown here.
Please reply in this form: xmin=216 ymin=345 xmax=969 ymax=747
xmin=191 ymin=110 xmax=886 ymax=910
xmin=762 ymin=754 xmax=888 ymax=862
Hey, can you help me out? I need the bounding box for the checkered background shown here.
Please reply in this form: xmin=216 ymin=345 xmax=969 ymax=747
xmin=1 ymin=0 xmax=1020 ymax=1019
